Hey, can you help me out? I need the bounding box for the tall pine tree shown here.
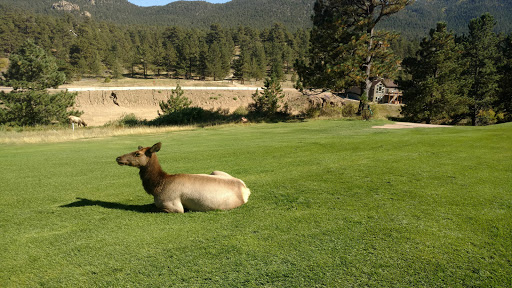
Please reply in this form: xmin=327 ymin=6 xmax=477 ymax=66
xmin=463 ymin=13 xmax=501 ymax=126
xmin=399 ymin=23 xmax=466 ymax=124
xmin=498 ymin=34 xmax=512 ymax=121
xmin=298 ymin=0 xmax=412 ymax=96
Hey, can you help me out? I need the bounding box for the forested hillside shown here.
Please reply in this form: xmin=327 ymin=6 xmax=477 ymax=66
xmin=0 ymin=0 xmax=510 ymax=37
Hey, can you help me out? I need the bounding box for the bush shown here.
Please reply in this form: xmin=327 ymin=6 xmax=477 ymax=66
xmin=477 ymin=109 xmax=499 ymax=125
xmin=342 ymin=102 xmax=357 ymax=117
xmin=150 ymin=107 xmax=225 ymax=126
xmin=104 ymin=113 xmax=142 ymax=127
xmin=0 ymin=90 xmax=80 ymax=126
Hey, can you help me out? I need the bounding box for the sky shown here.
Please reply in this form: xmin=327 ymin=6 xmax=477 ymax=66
xmin=127 ymin=0 xmax=230 ymax=7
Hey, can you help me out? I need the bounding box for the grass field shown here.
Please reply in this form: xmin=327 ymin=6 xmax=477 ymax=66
xmin=1 ymin=120 xmax=511 ymax=287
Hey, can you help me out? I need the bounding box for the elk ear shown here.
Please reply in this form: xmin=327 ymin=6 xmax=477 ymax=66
xmin=138 ymin=146 xmax=143 ymax=150
xmin=149 ymin=142 xmax=162 ymax=153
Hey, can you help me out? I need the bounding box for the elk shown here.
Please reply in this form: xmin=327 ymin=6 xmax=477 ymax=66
xmin=68 ymin=115 xmax=87 ymax=127
xmin=116 ymin=142 xmax=251 ymax=213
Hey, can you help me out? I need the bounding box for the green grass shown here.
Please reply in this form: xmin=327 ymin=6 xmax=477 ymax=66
xmin=1 ymin=120 xmax=511 ymax=287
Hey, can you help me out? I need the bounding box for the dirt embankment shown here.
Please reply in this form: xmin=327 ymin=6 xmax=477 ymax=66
xmin=75 ymin=88 xmax=308 ymax=126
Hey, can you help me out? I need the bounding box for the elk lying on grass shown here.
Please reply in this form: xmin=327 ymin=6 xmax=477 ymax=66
xmin=116 ymin=142 xmax=251 ymax=213
xmin=68 ymin=115 xmax=87 ymax=127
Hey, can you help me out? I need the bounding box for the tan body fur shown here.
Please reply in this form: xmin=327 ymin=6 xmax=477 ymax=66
xmin=116 ymin=142 xmax=250 ymax=213
xmin=68 ymin=115 xmax=87 ymax=127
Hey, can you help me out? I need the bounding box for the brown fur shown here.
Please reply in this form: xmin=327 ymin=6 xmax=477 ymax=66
xmin=116 ymin=142 xmax=250 ymax=213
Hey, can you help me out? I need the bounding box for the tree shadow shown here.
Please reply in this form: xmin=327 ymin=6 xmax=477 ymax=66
xmin=61 ymin=198 xmax=158 ymax=213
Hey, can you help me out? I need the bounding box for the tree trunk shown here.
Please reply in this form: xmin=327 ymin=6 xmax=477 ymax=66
xmin=364 ymin=26 xmax=374 ymax=102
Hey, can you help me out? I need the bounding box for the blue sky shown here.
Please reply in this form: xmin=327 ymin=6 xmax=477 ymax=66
xmin=127 ymin=0 xmax=230 ymax=7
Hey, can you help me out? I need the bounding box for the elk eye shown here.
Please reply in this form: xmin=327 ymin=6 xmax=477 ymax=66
xmin=135 ymin=152 xmax=141 ymax=157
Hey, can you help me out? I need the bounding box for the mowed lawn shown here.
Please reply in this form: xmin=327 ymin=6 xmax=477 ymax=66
xmin=1 ymin=120 xmax=511 ymax=287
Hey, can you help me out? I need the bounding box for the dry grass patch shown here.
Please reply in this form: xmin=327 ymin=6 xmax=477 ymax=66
xmin=0 ymin=125 xmax=196 ymax=144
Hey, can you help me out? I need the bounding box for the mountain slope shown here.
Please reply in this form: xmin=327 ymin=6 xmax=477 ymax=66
xmin=0 ymin=0 xmax=510 ymax=36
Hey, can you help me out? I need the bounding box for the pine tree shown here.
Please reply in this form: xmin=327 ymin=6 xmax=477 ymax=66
xmin=250 ymin=77 xmax=285 ymax=116
xmin=463 ymin=13 xmax=501 ymax=126
xmin=498 ymin=34 xmax=512 ymax=121
xmin=399 ymin=23 xmax=467 ymax=124
xmin=205 ymin=25 xmax=232 ymax=81
xmin=159 ymin=84 xmax=191 ymax=114
xmin=299 ymin=0 xmax=412 ymax=95
xmin=2 ymin=39 xmax=65 ymax=90
xmin=0 ymin=40 xmax=79 ymax=126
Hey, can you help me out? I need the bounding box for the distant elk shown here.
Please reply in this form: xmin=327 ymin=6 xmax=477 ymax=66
xmin=68 ymin=115 xmax=87 ymax=127
xmin=116 ymin=142 xmax=251 ymax=213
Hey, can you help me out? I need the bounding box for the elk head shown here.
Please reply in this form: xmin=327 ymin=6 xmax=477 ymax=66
xmin=116 ymin=142 xmax=162 ymax=168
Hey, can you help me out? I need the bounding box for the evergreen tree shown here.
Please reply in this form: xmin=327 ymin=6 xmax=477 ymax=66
xmin=250 ymin=77 xmax=285 ymax=116
xmin=463 ymin=13 xmax=501 ymax=126
xmin=399 ymin=23 xmax=466 ymax=124
xmin=159 ymin=84 xmax=191 ymax=114
xmin=498 ymin=34 xmax=512 ymax=121
xmin=0 ymin=90 xmax=79 ymax=126
xmin=182 ymin=30 xmax=201 ymax=79
xmin=205 ymin=24 xmax=232 ymax=80
xmin=233 ymin=32 xmax=252 ymax=84
xmin=0 ymin=40 xmax=79 ymax=126
xmin=299 ymin=0 xmax=412 ymax=95
xmin=250 ymin=41 xmax=267 ymax=81
xmin=2 ymin=39 xmax=65 ymax=90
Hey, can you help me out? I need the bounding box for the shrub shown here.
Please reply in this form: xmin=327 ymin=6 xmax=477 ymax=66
xmin=150 ymin=107 xmax=225 ymax=126
xmin=342 ymin=102 xmax=357 ymax=117
xmin=159 ymin=84 xmax=192 ymax=114
xmin=0 ymin=90 xmax=80 ymax=126
xmin=477 ymin=109 xmax=498 ymax=125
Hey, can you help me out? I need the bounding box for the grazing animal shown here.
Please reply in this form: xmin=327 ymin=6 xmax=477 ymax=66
xmin=68 ymin=115 xmax=87 ymax=127
xmin=241 ymin=117 xmax=249 ymax=123
xmin=116 ymin=142 xmax=251 ymax=213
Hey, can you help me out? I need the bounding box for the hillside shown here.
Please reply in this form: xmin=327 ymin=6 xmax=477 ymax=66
xmin=0 ymin=0 xmax=511 ymax=37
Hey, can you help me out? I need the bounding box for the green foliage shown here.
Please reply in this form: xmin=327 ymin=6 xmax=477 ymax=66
xmin=159 ymin=84 xmax=192 ymax=114
xmin=342 ymin=102 xmax=358 ymax=117
xmin=399 ymin=23 xmax=467 ymax=124
xmin=0 ymin=40 xmax=78 ymax=127
xmin=249 ymin=77 xmax=285 ymax=116
xmin=299 ymin=0 xmax=410 ymax=93
xmin=464 ymin=13 xmax=501 ymax=126
xmin=0 ymin=90 xmax=79 ymax=126
xmin=477 ymin=109 xmax=500 ymax=126
xmin=0 ymin=58 xmax=8 ymax=70
xmin=498 ymin=34 xmax=512 ymax=122
xmin=151 ymin=107 xmax=228 ymax=126
xmin=2 ymin=39 xmax=65 ymax=90
xmin=104 ymin=113 xmax=142 ymax=128
xmin=3 ymin=0 xmax=512 ymax=35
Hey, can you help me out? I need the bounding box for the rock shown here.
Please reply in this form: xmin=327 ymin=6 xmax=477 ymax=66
xmin=52 ymin=1 xmax=80 ymax=12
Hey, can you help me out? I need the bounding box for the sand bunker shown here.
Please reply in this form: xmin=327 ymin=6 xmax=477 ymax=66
xmin=373 ymin=122 xmax=452 ymax=129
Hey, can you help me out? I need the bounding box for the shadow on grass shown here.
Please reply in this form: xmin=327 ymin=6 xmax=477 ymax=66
xmin=61 ymin=198 xmax=158 ymax=213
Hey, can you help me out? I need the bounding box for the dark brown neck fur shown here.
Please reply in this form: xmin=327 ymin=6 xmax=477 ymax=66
xmin=138 ymin=154 xmax=167 ymax=195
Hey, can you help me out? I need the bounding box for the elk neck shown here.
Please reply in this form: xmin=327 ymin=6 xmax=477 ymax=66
xmin=138 ymin=153 xmax=167 ymax=195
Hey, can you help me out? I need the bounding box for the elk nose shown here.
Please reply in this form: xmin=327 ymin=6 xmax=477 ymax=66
xmin=116 ymin=157 xmax=121 ymax=162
